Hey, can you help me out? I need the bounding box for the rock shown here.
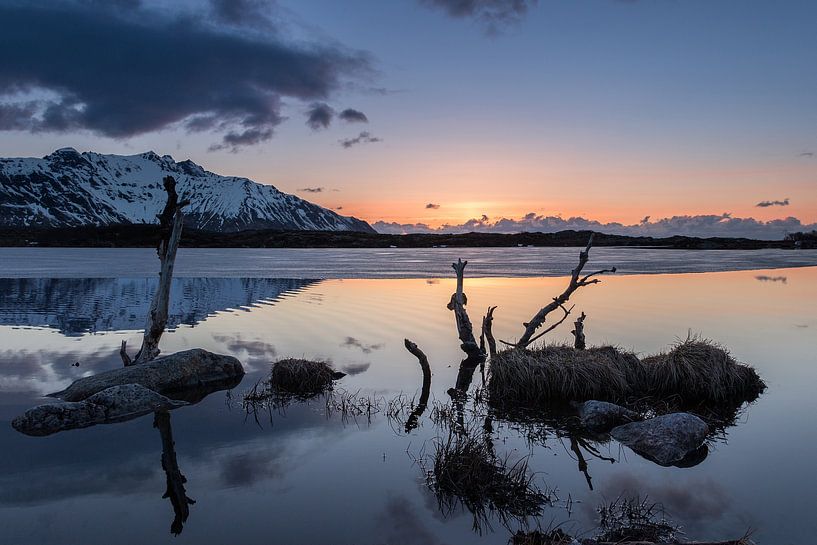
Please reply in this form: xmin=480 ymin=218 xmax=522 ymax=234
xmin=576 ymin=400 xmax=640 ymax=433
xmin=610 ymin=413 xmax=710 ymax=466
xmin=12 ymin=384 xmax=188 ymax=437
xmin=48 ymin=349 xmax=245 ymax=402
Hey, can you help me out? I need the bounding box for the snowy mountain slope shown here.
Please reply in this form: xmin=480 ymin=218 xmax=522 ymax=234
xmin=0 ymin=148 xmax=373 ymax=232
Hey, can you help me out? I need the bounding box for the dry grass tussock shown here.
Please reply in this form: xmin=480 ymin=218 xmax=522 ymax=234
xmin=268 ymin=358 xmax=344 ymax=398
xmin=489 ymin=337 xmax=765 ymax=410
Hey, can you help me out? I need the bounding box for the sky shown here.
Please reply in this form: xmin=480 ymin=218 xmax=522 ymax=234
xmin=0 ymin=0 xmax=815 ymax=237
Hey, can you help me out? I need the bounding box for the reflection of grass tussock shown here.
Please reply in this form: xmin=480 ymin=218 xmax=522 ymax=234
xmin=428 ymin=429 xmax=550 ymax=533
xmin=488 ymin=344 xmax=643 ymax=406
xmin=642 ymin=337 xmax=766 ymax=403
xmin=596 ymin=496 xmax=677 ymax=543
xmin=489 ymin=337 xmax=765 ymax=411
xmin=512 ymin=495 xmax=754 ymax=544
xmin=269 ymin=358 xmax=343 ymax=398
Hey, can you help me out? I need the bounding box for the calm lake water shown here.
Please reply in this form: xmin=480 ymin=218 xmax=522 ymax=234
xmin=1 ymin=248 xmax=815 ymax=544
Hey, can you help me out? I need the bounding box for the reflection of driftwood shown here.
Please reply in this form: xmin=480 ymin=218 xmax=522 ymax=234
xmin=515 ymin=234 xmax=615 ymax=348
xmin=49 ymin=349 xmax=244 ymax=402
xmin=572 ymin=312 xmax=587 ymax=350
xmin=12 ymin=384 xmax=187 ymax=436
xmin=404 ymin=339 xmax=432 ymax=432
xmin=155 ymin=411 xmax=195 ymax=536
xmin=123 ymin=175 xmax=190 ymax=366
xmin=447 ymin=259 xmax=482 ymax=358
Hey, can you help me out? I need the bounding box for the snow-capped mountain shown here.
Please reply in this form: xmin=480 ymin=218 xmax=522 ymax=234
xmin=0 ymin=148 xmax=373 ymax=232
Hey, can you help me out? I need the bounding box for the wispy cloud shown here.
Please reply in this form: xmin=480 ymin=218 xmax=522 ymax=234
xmin=425 ymin=203 xmax=441 ymax=209
xmin=298 ymin=187 xmax=324 ymax=193
xmin=756 ymin=198 xmax=789 ymax=207
xmin=339 ymin=131 xmax=382 ymax=148
xmin=419 ymin=0 xmax=537 ymax=33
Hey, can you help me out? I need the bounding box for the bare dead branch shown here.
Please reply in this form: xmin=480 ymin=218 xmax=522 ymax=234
xmin=481 ymin=306 xmax=498 ymax=359
xmin=572 ymin=311 xmax=587 ymax=350
xmin=447 ymin=259 xmax=482 ymax=358
xmin=154 ymin=410 xmax=195 ymax=536
xmin=127 ymin=176 xmax=188 ymax=366
xmin=404 ymin=339 xmax=432 ymax=433
xmin=119 ymin=340 xmax=132 ymax=366
xmin=500 ymin=304 xmax=574 ymax=349
xmin=515 ymin=233 xmax=614 ymax=348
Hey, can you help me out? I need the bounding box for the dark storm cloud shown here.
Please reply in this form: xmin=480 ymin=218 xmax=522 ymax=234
xmin=425 ymin=203 xmax=441 ymax=209
xmin=756 ymin=198 xmax=790 ymax=207
xmin=298 ymin=187 xmax=325 ymax=193
xmin=419 ymin=0 xmax=537 ymax=31
xmin=0 ymin=2 xmax=371 ymax=150
xmin=305 ymin=102 xmax=336 ymax=130
xmin=339 ymin=131 xmax=382 ymax=148
xmin=339 ymin=108 xmax=369 ymax=123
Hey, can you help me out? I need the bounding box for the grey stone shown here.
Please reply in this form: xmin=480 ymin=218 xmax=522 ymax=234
xmin=12 ymin=384 xmax=188 ymax=436
xmin=48 ymin=348 xmax=245 ymax=402
xmin=577 ymin=400 xmax=640 ymax=433
xmin=610 ymin=412 xmax=710 ymax=466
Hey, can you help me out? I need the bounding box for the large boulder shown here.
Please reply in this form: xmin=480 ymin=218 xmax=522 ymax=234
xmin=48 ymin=349 xmax=245 ymax=402
xmin=610 ymin=413 xmax=709 ymax=466
xmin=12 ymin=384 xmax=187 ymax=436
xmin=576 ymin=400 xmax=641 ymax=433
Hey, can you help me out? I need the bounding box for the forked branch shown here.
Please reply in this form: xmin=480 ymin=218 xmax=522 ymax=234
xmin=514 ymin=234 xmax=615 ymax=348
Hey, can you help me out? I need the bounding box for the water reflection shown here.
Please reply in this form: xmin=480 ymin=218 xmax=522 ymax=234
xmin=0 ymin=267 xmax=815 ymax=544
xmin=0 ymin=278 xmax=317 ymax=335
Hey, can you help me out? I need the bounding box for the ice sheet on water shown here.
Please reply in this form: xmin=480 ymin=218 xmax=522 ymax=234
xmin=1 ymin=247 xmax=816 ymax=278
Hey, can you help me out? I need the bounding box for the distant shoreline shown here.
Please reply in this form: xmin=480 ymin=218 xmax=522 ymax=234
xmin=0 ymin=225 xmax=810 ymax=250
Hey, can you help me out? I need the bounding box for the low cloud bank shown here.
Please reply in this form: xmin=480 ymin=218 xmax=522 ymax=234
xmin=373 ymin=212 xmax=817 ymax=240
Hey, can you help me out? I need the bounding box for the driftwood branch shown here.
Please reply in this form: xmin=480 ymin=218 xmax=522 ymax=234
xmin=500 ymin=303 xmax=574 ymax=349
xmin=572 ymin=312 xmax=587 ymax=350
xmin=515 ymin=234 xmax=615 ymax=348
xmin=446 ymin=259 xmax=482 ymax=358
xmin=126 ymin=176 xmax=188 ymax=366
xmin=404 ymin=339 xmax=432 ymax=433
xmin=480 ymin=306 xmax=498 ymax=359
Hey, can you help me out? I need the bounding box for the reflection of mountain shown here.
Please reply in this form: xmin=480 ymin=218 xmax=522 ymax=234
xmin=0 ymin=278 xmax=317 ymax=336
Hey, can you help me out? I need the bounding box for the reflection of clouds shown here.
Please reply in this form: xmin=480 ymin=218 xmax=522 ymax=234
xmin=376 ymin=495 xmax=445 ymax=545
xmin=598 ymin=472 xmax=731 ymax=523
xmin=212 ymin=334 xmax=277 ymax=368
xmin=755 ymin=275 xmax=787 ymax=284
xmin=341 ymin=362 xmax=370 ymax=376
xmin=218 ymin=445 xmax=287 ymax=488
xmin=341 ymin=337 xmax=385 ymax=354
xmin=0 ymin=347 xmax=122 ymax=394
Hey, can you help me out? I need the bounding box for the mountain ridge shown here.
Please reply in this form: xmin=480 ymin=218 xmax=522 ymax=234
xmin=0 ymin=148 xmax=373 ymax=233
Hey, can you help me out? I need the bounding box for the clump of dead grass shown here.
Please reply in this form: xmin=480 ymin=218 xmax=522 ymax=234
xmin=642 ymin=336 xmax=766 ymax=404
xmin=488 ymin=344 xmax=643 ymax=408
xmin=269 ymin=358 xmax=344 ymax=398
xmin=488 ymin=337 xmax=765 ymax=413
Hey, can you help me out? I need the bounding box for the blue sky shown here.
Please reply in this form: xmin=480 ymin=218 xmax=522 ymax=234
xmin=1 ymin=0 xmax=815 ymax=235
